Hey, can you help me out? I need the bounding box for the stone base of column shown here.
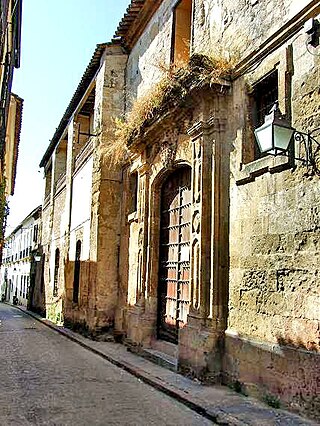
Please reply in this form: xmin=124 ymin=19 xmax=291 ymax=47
xmin=178 ymin=315 xmax=224 ymax=382
xmin=126 ymin=305 xmax=156 ymax=348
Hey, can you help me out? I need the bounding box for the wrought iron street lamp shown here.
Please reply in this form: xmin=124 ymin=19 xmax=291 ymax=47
xmin=254 ymin=103 xmax=295 ymax=156
xmin=254 ymin=102 xmax=320 ymax=170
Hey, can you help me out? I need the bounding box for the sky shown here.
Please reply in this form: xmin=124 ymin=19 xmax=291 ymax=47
xmin=6 ymin=0 xmax=130 ymax=234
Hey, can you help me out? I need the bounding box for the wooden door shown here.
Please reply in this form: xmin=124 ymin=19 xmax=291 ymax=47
xmin=158 ymin=167 xmax=191 ymax=343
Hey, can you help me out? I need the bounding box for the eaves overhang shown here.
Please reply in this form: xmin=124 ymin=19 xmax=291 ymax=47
xmin=39 ymin=42 xmax=109 ymax=168
xmin=114 ymin=0 xmax=162 ymax=50
xmin=10 ymin=93 xmax=23 ymax=196
xmin=10 ymin=205 xmax=42 ymax=237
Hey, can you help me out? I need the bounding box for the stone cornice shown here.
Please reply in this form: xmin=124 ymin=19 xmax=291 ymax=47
xmin=233 ymin=0 xmax=320 ymax=78
xmin=114 ymin=0 xmax=163 ymax=51
xmin=187 ymin=117 xmax=228 ymax=139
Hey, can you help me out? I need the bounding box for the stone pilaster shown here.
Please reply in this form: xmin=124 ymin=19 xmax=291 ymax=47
xmin=178 ymin=114 xmax=228 ymax=380
xmin=187 ymin=120 xmax=212 ymax=320
xmin=136 ymin=164 xmax=149 ymax=304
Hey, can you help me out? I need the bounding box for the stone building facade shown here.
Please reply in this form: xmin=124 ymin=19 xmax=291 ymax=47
xmin=39 ymin=0 xmax=319 ymax=419
xmin=0 ymin=205 xmax=41 ymax=306
xmin=0 ymin=0 xmax=23 ymax=258
xmin=39 ymin=42 xmax=127 ymax=327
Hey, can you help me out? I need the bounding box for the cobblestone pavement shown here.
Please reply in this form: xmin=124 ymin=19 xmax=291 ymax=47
xmin=0 ymin=303 xmax=213 ymax=426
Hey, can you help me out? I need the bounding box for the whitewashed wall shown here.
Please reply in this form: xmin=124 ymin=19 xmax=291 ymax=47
xmin=69 ymin=156 xmax=93 ymax=261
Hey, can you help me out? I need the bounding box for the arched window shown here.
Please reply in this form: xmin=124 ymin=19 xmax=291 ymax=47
xmin=73 ymin=240 xmax=81 ymax=303
xmin=53 ymin=248 xmax=60 ymax=296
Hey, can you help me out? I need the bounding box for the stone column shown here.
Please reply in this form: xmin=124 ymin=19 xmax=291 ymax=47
xmin=90 ymin=45 xmax=127 ymax=331
xmin=136 ymin=163 xmax=149 ymax=304
xmin=210 ymin=116 xmax=229 ymax=332
xmin=178 ymin=114 xmax=229 ymax=379
xmin=187 ymin=120 xmax=212 ymax=321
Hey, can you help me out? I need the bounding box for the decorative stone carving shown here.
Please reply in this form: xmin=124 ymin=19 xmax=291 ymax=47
xmin=159 ymin=129 xmax=179 ymax=168
xmin=192 ymin=211 xmax=201 ymax=233
xmin=137 ymin=249 xmax=143 ymax=300
xmin=192 ymin=239 xmax=200 ymax=310
xmin=194 ymin=138 xmax=201 ymax=159
xmin=160 ymin=141 xmax=176 ymax=168
xmin=138 ymin=227 xmax=143 ymax=247
xmin=138 ymin=175 xmax=145 ymax=220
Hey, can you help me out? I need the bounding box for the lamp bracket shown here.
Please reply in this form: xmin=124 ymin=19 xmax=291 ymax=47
xmin=293 ymin=129 xmax=320 ymax=173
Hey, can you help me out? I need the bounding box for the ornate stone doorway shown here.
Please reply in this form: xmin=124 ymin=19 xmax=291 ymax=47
xmin=157 ymin=166 xmax=192 ymax=343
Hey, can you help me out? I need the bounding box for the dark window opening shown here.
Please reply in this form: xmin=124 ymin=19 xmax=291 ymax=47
xmin=33 ymin=224 xmax=38 ymax=242
xmin=23 ymin=276 xmax=26 ymax=298
xmin=245 ymin=70 xmax=278 ymax=163
xmin=74 ymin=87 xmax=96 ymax=157
xmin=171 ymin=0 xmax=192 ymax=65
xmin=44 ymin=165 xmax=52 ymax=199
xmin=53 ymin=248 xmax=60 ymax=297
xmin=73 ymin=240 xmax=81 ymax=304
xmin=128 ymin=171 xmax=138 ymax=214
xmin=252 ymin=70 xmax=278 ymax=129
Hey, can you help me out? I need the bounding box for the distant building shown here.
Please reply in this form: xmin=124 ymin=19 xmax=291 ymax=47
xmin=0 ymin=0 xmax=23 ymax=258
xmin=39 ymin=41 xmax=126 ymax=326
xmin=0 ymin=205 xmax=42 ymax=307
xmin=39 ymin=0 xmax=319 ymax=419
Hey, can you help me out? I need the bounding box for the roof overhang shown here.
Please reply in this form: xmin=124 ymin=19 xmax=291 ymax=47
xmin=114 ymin=0 xmax=163 ymax=51
xmin=39 ymin=42 xmax=110 ymax=168
xmin=5 ymin=93 xmax=23 ymax=196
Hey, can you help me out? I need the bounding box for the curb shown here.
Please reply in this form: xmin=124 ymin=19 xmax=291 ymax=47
xmin=14 ymin=305 xmax=238 ymax=425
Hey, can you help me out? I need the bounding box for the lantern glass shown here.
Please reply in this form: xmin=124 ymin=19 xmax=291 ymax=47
xmin=273 ymin=124 xmax=294 ymax=152
xmin=254 ymin=104 xmax=295 ymax=155
xmin=254 ymin=123 xmax=273 ymax=153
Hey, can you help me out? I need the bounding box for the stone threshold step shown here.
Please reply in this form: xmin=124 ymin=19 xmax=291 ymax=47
xmin=140 ymin=347 xmax=178 ymax=372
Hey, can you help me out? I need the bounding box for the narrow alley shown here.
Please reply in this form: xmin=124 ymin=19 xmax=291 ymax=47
xmin=0 ymin=303 xmax=212 ymax=425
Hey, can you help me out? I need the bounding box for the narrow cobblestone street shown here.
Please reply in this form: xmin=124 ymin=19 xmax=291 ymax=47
xmin=0 ymin=303 xmax=212 ymax=426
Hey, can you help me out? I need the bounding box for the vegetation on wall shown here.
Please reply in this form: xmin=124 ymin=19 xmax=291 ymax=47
xmin=104 ymin=53 xmax=234 ymax=165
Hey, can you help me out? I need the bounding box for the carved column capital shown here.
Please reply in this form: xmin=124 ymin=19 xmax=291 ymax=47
xmin=187 ymin=117 xmax=227 ymax=140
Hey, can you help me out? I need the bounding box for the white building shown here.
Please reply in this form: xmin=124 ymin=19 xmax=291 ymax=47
xmin=1 ymin=206 xmax=41 ymax=306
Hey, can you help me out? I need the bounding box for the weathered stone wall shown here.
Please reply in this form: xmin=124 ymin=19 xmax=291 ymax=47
xmin=126 ymin=0 xmax=176 ymax=105
xmin=84 ymin=46 xmax=126 ymax=331
xmin=192 ymin=0 xmax=312 ymax=58
xmin=125 ymin=0 xmax=316 ymax=116
xmin=38 ymin=0 xmax=320 ymax=418
xmin=53 ymin=142 xmax=67 ymax=186
xmin=120 ymin=0 xmax=320 ymax=418
xmin=226 ymin=5 xmax=320 ymax=417
xmin=44 ymin=187 xmax=66 ymax=323
xmin=46 ymin=45 xmax=127 ymax=333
